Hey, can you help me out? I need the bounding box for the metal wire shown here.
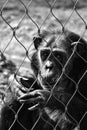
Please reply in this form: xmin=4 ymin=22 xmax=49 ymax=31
xmin=0 ymin=0 xmax=87 ymax=130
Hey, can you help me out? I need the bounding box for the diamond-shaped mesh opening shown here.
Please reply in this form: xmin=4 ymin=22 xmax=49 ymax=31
xmin=0 ymin=0 xmax=87 ymax=130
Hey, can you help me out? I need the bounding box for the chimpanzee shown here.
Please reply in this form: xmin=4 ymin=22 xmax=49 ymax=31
xmin=0 ymin=30 xmax=87 ymax=130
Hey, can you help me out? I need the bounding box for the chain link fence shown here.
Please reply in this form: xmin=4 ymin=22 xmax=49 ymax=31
xmin=0 ymin=0 xmax=87 ymax=130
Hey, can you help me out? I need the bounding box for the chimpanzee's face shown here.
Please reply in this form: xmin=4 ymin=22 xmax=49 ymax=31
xmin=37 ymin=44 xmax=68 ymax=88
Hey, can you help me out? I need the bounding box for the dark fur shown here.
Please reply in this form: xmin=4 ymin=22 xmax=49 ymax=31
xmin=0 ymin=30 xmax=87 ymax=130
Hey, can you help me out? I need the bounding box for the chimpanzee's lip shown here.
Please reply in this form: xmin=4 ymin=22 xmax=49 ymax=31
xmin=42 ymin=79 xmax=56 ymax=87
xmin=42 ymin=74 xmax=60 ymax=87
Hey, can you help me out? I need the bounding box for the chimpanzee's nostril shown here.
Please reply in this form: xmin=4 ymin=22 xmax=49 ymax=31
xmin=45 ymin=61 xmax=53 ymax=71
xmin=46 ymin=64 xmax=53 ymax=70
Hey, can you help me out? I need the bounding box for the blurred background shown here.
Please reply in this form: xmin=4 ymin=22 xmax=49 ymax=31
xmin=0 ymin=0 xmax=87 ymax=9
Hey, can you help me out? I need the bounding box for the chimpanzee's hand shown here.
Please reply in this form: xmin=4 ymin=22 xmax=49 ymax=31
xmin=18 ymin=89 xmax=50 ymax=110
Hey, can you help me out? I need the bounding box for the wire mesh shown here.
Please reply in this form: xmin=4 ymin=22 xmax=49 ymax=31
xmin=0 ymin=0 xmax=87 ymax=130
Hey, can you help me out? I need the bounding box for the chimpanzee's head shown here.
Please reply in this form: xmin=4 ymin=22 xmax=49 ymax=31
xmin=31 ymin=31 xmax=87 ymax=90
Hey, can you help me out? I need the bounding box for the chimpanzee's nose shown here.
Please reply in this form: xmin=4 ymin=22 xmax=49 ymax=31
xmin=45 ymin=61 xmax=53 ymax=71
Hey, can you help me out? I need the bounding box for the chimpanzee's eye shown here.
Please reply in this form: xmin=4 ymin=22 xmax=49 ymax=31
xmin=53 ymin=51 xmax=63 ymax=63
xmin=40 ymin=49 xmax=50 ymax=61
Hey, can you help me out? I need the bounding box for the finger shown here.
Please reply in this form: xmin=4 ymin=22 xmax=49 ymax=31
xmin=28 ymin=103 xmax=39 ymax=111
xmin=19 ymin=96 xmax=44 ymax=104
xmin=18 ymin=92 xmax=40 ymax=101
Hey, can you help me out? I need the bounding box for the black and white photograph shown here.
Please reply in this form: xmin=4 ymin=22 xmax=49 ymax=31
xmin=0 ymin=0 xmax=87 ymax=130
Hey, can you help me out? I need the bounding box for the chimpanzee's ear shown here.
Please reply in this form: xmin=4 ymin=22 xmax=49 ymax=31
xmin=20 ymin=76 xmax=35 ymax=89
xmin=33 ymin=36 xmax=42 ymax=50
xmin=20 ymin=76 xmax=41 ymax=90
